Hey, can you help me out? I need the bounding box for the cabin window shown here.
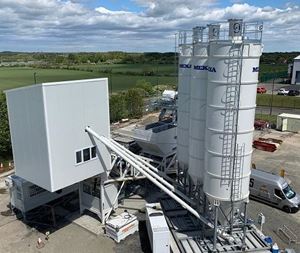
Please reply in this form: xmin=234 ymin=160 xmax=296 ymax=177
xmin=91 ymin=146 xmax=97 ymax=158
xmin=76 ymin=151 xmax=82 ymax=164
xmin=76 ymin=146 xmax=97 ymax=165
xmin=83 ymin=148 xmax=90 ymax=162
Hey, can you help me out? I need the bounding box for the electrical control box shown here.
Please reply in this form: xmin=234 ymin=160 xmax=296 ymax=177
xmin=6 ymin=175 xmax=78 ymax=213
xmin=146 ymin=203 xmax=170 ymax=253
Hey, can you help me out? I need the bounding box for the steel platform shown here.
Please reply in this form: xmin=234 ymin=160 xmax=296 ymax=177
xmin=160 ymin=197 xmax=271 ymax=253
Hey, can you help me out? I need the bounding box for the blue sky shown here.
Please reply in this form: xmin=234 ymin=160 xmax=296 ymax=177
xmin=0 ymin=0 xmax=299 ymax=52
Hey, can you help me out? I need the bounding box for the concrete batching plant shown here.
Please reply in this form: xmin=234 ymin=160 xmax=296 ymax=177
xmin=4 ymin=19 xmax=271 ymax=253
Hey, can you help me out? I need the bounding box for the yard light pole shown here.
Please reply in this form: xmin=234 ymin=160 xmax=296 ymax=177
xmin=174 ymin=33 xmax=178 ymax=85
xmin=269 ymin=78 xmax=275 ymax=116
xmin=109 ymin=68 xmax=112 ymax=94
xmin=34 ymin=72 xmax=37 ymax=84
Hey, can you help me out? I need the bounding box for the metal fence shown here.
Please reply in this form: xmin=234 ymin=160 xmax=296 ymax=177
xmin=259 ymin=71 xmax=288 ymax=82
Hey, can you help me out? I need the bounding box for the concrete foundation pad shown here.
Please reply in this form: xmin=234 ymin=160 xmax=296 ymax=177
xmin=69 ymin=195 xmax=146 ymax=237
xmin=70 ymin=214 xmax=105 ymax=236
xmin=117 ymin=195 xmax=146 ymax=215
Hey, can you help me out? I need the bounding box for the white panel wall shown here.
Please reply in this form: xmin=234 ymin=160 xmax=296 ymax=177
xmin=6 ymin=85 xmax=52 ymax=190
xmin=291 ymin=59 xmax=300 ymax=84
xmin=6 ymin=78 xmax=111 ymax=192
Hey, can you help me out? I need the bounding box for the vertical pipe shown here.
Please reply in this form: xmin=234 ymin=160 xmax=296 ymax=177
xmin=242 ymin=202 xmax=248 ymax=251
xmin=100 ymin=177 xmax=105 ymax=222
xmin=201 ymin=194 xmax=207 ymax=240
xmin=174 ymin=33 xmax=178 ymax=86
xmin=213 ymin=205 xmax=219 ymax=252
xmin=230 ymin=208 xmax=234 ymax=234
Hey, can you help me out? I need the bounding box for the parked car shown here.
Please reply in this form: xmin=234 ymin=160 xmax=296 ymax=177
xmin=277 ymin=88 xmax=289 ymax=95
xmin=250 ymin=169 xmax=300 ymax=213
xmin=287 ymin=89 xmax=300 ymax=96
xmin=257 ymin=86 xmax=267 ymax=94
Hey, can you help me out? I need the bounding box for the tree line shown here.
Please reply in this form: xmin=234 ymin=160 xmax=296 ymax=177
xmin=0 ymin=52 xmax=176 ymax=65
xmin=2 ymin=51 xmax=299 ymax=66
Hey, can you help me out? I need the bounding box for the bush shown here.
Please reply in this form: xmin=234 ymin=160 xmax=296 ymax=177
xmin=125 ymin=88 xmax=144 ymax=118
xmin=135 ymin=79 xmax=154 ymax=96
xmin=0 ymin=92 xmax=12 ymax=158
xmin=109 ymin=88 xmax=144 ymax=122
xmin=109 ymin=93 xmax=128 ymax=122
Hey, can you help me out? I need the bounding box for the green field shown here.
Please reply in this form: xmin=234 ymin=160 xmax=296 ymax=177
xmin=0 ymin=67 xmax=101 ymax=91
xmin=75 ymin=63 xmax=176 ymax=75
xmin=0 ymin=63 xmax=287 ymax=92
xmin=0 ymin=67 xmax=176 ymax=92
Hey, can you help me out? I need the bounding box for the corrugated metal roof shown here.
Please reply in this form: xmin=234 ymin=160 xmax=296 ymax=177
xmin=278 ymin=113 xmax=300 ymax=119
xmin=294 ymin=55 xmax=300 ymax=60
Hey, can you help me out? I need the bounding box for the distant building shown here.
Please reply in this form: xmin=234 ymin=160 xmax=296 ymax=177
xmin=277 ymin=113 xmax=300 ymax=132
xmin=291 ymin=55 xmax=300 ymax=84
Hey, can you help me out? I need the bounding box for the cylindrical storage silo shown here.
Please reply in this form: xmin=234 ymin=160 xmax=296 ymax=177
xmin=204 ymin=21 xmax=263 ymax=202
xmin=177 ymin=32 xmax=192 ymax=169
xmin=188 ymin=27 xmax=208 ymax=185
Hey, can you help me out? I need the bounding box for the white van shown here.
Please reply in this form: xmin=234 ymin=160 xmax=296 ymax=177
xmin=250 ymin=169 xmax=300 ymax=213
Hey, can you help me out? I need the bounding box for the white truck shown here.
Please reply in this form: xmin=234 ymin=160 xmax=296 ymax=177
xmin=250 ymin=169 xmax=300 ymax=213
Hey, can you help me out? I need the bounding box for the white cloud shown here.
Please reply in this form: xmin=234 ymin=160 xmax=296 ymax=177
xmin=0 ymin=0 xmax=299 ymax=52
